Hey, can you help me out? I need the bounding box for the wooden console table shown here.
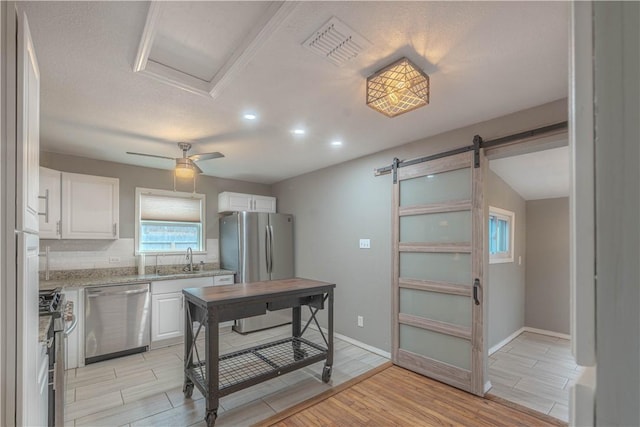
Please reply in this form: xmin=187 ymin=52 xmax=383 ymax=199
xmin=182 ymin=278 xmax=336 ymax=427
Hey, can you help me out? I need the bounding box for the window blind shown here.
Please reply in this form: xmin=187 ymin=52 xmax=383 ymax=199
xmin=140 ymin=194 xmax=202 ymax=222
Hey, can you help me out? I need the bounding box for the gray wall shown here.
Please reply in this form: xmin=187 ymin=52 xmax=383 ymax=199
xmin=486 ymin=169 xmax=526 ymax=350
xmin=273 ymin=98 xmax=567 ymax=352
xmin=593 ymin=2 xmax=639 ymax=425
xmin=40 ymin=151 xmax=272 ymax=240
xmin=525 ymin=198 xmax=569 ymax=334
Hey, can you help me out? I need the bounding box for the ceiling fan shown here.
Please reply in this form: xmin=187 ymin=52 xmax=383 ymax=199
xmin=127 ymin=142 xmax=224 ymax=177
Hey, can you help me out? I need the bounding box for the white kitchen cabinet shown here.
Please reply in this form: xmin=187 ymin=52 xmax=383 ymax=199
xmin=39 ymin=169 xmax=119 ymax=240
xmin=151 ymin=277 xmax=212 ymax=346
xmin=39 ymin=167 xmax=62 ymax=239
xmin=61 ymin=172 xmax=119 ymax=239
xmin=218 ymin=191 xmax=276 ymax=213
xmin=213 ymin=274 xmax=234 ymax=285
xmin=151 ymin=275 xmax=235 ymax=346
xmin=151 ymin=292 xmax=184 ymax=341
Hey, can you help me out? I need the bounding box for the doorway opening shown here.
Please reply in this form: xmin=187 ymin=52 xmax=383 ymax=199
xmin=485 ymin=140 xmax=582 ymax=423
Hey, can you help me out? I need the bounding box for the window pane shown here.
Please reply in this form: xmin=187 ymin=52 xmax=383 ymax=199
xmin=489 ymin=215 xmax=497 ymax=254
xmin=399 ymin=324 xmax=470 ymax=370
xmin=400 ymin=252 xmax=471 ymax=284
xmin=489 ymin=207 xmax=514 ymax=263
xmin=140 ymin=221 xmax=201 ymax=252
xmin=497 ymin=219 xmax=509 ymax=252
xmin=400 ymin=168 xmax=471 ymax=207
xmin=400 ymin=211 xmax=472 ymax=244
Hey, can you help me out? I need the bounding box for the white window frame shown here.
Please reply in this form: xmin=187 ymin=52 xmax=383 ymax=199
xmin=489 ymin=206 xmax=515 ymax=264
xmin=135 ymin=187 xmax=206 ymax=255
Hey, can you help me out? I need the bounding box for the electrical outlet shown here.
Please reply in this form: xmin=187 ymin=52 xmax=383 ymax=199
xmin=359 ymin=239 xmax=371 ymax=249
xmin=357 ymin=315 xmax=364 ymax=327
xmin=109 ymin=256 xmax=121 ymax=263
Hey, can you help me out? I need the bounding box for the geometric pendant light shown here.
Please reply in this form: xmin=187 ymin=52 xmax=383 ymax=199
xmin=366 ymin=57 xmax=430 ymax=117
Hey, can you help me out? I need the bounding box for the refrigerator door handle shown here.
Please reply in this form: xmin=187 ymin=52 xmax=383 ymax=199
xmin=265 ymin=225 xmax=271 ymax=274
xmin=269 ymin=225 xmax=274 ymax=275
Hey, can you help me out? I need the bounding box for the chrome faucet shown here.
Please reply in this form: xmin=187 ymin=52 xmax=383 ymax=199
xmin=185 ymin=247 xmax=193 ymax=272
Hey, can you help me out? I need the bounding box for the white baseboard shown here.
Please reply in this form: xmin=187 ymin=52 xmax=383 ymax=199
xmin=489 ymin=326 xmax=571 ymax=355
xmin=523 ymin=326 xmax=570 ymax=340
xmin=489 ymin=327 xmax=525 ymax=355
xmin=308 ymin=324 xmax=391 ymax=359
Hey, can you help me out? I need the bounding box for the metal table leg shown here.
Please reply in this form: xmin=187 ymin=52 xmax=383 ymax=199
xmin=205 ymin=307 xmax=219 ymax=426
xmin=183 ymin=301 xmax=195 ymax=398
xmin=292 ymin=306 xmax=304 ymax=360
xmin=322 ymin=289 xmax=334 ymax=383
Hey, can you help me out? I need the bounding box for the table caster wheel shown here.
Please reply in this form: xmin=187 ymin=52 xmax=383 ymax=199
xmin=183 ymin=382 xmax=194 ymax=398
xmin=205 ymin=410 xmax=218 ymax=427
xmin=322 ymin=365 xmax=332 ymax=383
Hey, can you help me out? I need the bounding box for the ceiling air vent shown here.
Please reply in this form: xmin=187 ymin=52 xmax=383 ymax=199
xmin=303 ymin=17 xmax=371 ymax=66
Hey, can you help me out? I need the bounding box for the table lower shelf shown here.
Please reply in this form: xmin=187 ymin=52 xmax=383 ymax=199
xmin=186 ymin=337 xmax=329 ymax=398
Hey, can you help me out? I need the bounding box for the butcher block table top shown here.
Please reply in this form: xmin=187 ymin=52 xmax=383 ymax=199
xmin=183 ymin=277 xmax=335 ymax=307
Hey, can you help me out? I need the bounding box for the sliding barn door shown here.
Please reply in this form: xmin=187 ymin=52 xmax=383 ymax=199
xmin=392 ymin=150 xmax=485 ymax=396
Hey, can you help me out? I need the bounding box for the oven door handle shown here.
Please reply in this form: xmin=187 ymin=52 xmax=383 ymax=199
xmin=64 ymin=314 xmax=78 ymax=336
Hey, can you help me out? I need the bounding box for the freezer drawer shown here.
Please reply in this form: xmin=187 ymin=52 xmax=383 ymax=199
xmin=85 ymin=283 xmax=150 ymax=364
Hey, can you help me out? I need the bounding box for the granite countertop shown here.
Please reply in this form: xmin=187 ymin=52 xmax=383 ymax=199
xmin=40 ymin=269 xmax=235 ymax=290
xmin=39 ymin=316 xmax=52 ymax=343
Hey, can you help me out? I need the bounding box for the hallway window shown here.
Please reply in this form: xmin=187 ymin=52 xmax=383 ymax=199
xmin=489 ymin=206 xmax=514 ymax=263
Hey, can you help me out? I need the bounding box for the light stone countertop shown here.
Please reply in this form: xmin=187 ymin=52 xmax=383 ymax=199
xmin=39 ymin=315 xmax=52 ymax=343
xmin=39 ymin=269 xmax=235 ymax=291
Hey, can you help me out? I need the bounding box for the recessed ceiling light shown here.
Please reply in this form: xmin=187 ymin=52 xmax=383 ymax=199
xmin=331 ymin=140 xmax=342 ymax=146
xmin=291 ymin=129 xmax=305 ymax=135
xmin=243 ymin=113 xmax=257 ymax=120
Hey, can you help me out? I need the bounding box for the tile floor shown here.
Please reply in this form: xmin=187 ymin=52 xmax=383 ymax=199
xmin=64 ymin=325 xmax=388 ymax=426
xmin=488 ymin=331 xmax=584 ymax=423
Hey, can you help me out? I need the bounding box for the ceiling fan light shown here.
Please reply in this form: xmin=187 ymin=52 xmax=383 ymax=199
xmin=366 ymin=57 xmax=429 ymax=118
xmin=175 ymin=163 xmax=195 ymax=179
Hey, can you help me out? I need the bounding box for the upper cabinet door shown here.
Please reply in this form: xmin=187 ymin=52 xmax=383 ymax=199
xmin=252 ymin=195 xmax=276 ymax=213
xmin=61 ymin=172 xmax=119 ymax=239
xmin=218 ymin=191 xmax=251 ymax=212
xmin=16 ymin=10 xmax=40 ymax=234
xmin=218 ymin=191 xmax=276 ymax=213
xmin=39 ymin=167 xmax=61 ymax=239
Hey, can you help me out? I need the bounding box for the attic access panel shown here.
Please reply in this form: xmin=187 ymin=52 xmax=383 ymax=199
xmin=134 ymin=1 xmax=297 ymax=98
xmin=150 ymin=2 xmax=272 ymax=83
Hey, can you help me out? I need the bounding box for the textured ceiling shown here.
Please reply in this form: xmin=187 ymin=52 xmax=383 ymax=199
xmin=21 ymin=1 xmax=569 ymax=184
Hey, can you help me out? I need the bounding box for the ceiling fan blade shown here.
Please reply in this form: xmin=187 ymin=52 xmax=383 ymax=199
xmin=188 ymin=152 xmax=224 ymax=161
xmin=126 ymin=151 xmax=175 ymax=160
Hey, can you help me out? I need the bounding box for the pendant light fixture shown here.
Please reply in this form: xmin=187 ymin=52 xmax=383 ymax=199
xmin=366 ymin=57 xmax=430 ymax=117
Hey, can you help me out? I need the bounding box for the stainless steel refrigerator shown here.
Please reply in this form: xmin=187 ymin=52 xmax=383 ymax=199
xmin=219 ymin=212 xmax=294 ymax=333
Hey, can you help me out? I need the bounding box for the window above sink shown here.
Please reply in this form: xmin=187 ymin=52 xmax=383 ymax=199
xmin=135 ymin=188 xmax=206 ymax=255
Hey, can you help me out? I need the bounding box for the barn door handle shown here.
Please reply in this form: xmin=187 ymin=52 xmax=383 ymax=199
xmin=473 ymin=279 xmax=481 ymax=305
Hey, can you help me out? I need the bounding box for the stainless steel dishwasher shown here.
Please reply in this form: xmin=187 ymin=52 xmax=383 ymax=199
xmin=85 ymin=283 xmax=151 ymax=364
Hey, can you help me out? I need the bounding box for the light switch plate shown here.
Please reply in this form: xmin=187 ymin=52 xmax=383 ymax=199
xmin=359 ymin=239 xmax=371 ymax=249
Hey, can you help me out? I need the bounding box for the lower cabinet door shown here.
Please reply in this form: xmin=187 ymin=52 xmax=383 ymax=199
xmin=151 ymin=292 xmax=183 ymax=342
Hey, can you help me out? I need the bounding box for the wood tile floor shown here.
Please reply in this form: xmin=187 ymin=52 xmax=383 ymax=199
xmin=487 ymin=331 xmax=584 ymax=423
xmin=64 ymin=326 xmax=388 ymax=427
